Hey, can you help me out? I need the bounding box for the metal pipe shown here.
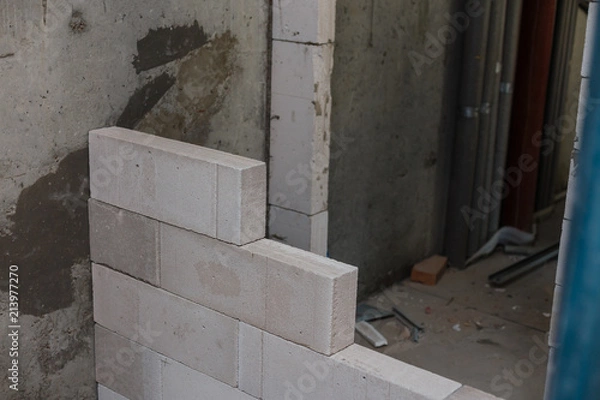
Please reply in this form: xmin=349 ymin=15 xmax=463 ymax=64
xmin=488 ymin=0 xmax=523 ymax=236
xmin=481 ymin=0 xmax=509 ymax=245
xmin=488 ymin=242 xmax=559 ymax=286
xmin=445 ymin=0 xmax=492 ymax=267
xmin=469 ymin=0 xmax=508 ymax=254
xmin=546 ymin=6 xmax=600 ymax=398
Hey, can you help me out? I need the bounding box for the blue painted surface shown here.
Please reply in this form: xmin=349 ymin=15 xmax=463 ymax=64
xmin=548 ymin=16 xmax=600 ymax=400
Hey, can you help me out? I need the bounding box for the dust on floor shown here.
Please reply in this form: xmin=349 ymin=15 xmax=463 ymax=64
xmin=356 ymin=204 xmax=564 ymax=400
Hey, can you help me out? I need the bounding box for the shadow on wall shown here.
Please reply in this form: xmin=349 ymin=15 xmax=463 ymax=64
xmin=328 ymin=0 xmax=464 ymax=298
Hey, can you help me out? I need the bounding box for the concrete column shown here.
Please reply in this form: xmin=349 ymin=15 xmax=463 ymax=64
xmin=268 ymin=0 xmax=336 ymax=255
xmin=545 ymin=2 xmax=599 ymax=398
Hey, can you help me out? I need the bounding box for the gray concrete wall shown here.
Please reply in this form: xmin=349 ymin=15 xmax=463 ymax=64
xmin=0 ymin=1 xmax=269 ymax=398
xmin=329 ymin=0 xmax=463 ymax=297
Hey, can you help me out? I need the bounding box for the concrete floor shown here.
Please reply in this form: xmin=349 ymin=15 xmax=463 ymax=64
xmin=356 ymin=204 xmax=564 ymax=400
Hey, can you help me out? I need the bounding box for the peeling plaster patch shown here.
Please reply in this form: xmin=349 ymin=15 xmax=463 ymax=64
xmin=117 ymin=72 xmax=176 ymax=128
xmin=133 ymin=20 xmax=209 ymax=73
xmin=135 ymin=31 xmax=238 ymax=145
xmin=0 ymin=148 xmax=90 ymax=316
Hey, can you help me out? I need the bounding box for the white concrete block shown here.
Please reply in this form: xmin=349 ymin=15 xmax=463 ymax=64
xmin=332 ymin=345 xmax=462 ymax=400
xmin=89 ymin=199 xmax=160 ymax=284
xmin=95 ymin=325 xmax=163 ymax=400
xmin=263 ymin=333 xmax=461 ymax=400
xmin=93 ymin=264 xmax=141 ymax=341
xmin=89 ymin=127 xmax=217 ymax=237
xmin=269 ymin=93 xmax=331 ymax=215
xmin=581 ymin=2 xmax=598 ymax=78
xmin=331 ymin=359 xmax=368 ymax=400
xmin=244 ymin=239 xmax=357 ymax=355
xmin=137 ymin=280 xmax=239 ymax=386
xmin=98 ymin=385 xmax=130 ymax=400
xmin=90 ymin=127 xmax=266 ymax=242
xmin=549 ymin=284 xmax=563 ymax=349
xmin=160 ymin=222 xmax=267 ymax=329
xmin=446 ymin=386 xmax=502 ymax=399
xmin=217 ymin=161 xmax=267 ymax=245
xmin=162 ymin=358 xmax=256 ymax=400
xmin=365 ymin=375 xmax=391 ymax=400
xmin=272 ymin=0 xmax=336 ymax=44
xmin=269 ymin=206 xmax=328 ymax=256
xmin=269 ymin=42 xmax=333 ymax=216
xmin=272 ymin=41 xmax=334 ymax=101
xmin=238 ymin=323 xmax=263 ymax=398
xmin=258 ymin=240 xmax=357 ymax=348
xmin=262 ymin=332 xmax=387 ymax=400
xmin=262 ymin=332 xmax=335 ymax=400
xmin=92 ymin=264 xmax=239 ymax=386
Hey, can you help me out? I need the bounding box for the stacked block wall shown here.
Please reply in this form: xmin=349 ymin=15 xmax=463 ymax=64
xmin=90 ymin=127 xmax=499 ymax=399
xmin=268 ymin=0 xmax=334 ymax=255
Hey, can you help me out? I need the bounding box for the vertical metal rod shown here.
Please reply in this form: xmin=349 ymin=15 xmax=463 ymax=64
xmin=445 ymin=0 xmax=492 ymax=267
xmin=470 ymin=0 xmax=508 ymax=253
xmin=489 ymin=0 xmax=523 ymax=235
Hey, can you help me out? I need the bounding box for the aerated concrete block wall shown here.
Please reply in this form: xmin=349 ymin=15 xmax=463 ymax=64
xmin=268 ymin=0 xmax=335 ymax=256
xmin=90 ymin=127 xmax=499 ymax=400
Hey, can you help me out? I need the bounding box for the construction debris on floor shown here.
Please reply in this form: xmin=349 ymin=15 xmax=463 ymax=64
xmin=356 ymin=203 xmax=564 ymax=400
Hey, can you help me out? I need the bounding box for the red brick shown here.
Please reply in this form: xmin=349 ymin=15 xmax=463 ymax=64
xmin=410 ymin=255 xmax=448 ymax=286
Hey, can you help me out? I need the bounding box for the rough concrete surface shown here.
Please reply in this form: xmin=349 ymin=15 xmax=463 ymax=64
xmin=329 ymin=0 xmax=463 ymax=298
xmin=0 ymin=1 xmax=269 ymax=398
